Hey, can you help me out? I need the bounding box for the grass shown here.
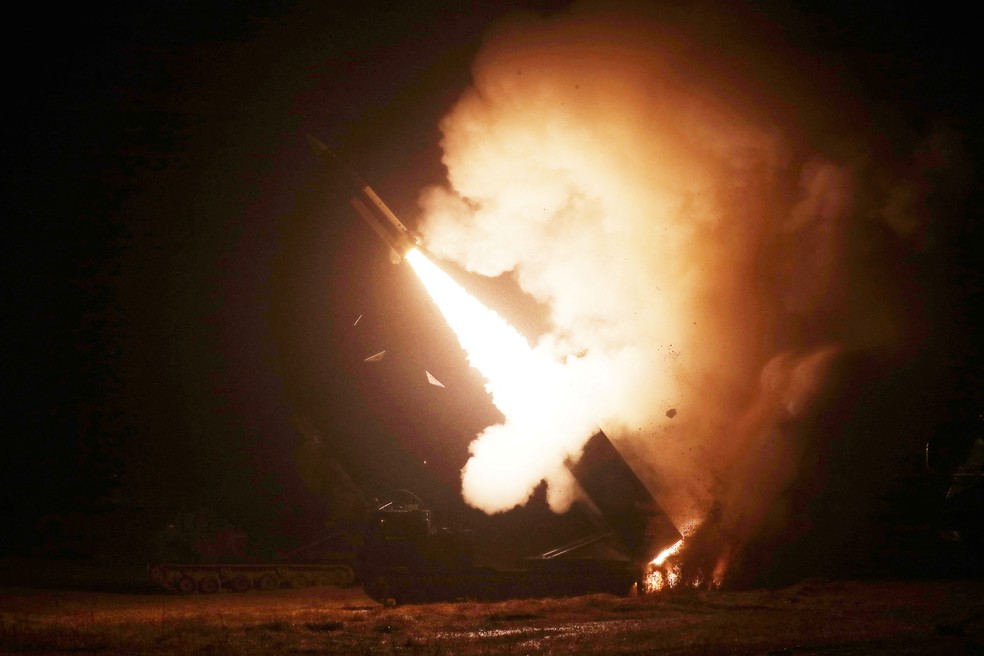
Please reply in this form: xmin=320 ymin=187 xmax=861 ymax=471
xmin=0 ymin=580 xmax=982 ymax=654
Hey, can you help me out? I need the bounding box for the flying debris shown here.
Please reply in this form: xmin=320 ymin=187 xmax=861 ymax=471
xmin=364 ymin=350 xmax=387 ymax=362
xmin=425 ymin=371 xmax=445 ymax=388
xmin=306 ymin=134 xmax=420 ymax=264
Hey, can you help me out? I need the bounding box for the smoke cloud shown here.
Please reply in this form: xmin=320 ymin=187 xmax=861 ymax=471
xmin=417 ymin=3 xmax=954 ymax=582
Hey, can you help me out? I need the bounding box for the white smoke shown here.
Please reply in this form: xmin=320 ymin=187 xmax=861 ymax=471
xmin=416 ymin=1 xmax=945 ymax=572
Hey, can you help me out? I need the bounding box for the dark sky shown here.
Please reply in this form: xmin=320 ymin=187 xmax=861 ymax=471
xmin=3 ymin=1 xmax=981 ymax=560
xmin=3 ymin=0 xmax=575 ymax=555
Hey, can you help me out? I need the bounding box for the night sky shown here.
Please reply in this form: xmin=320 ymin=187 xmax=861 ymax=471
xmin=3 ymin=1 xmax=981 ymax=568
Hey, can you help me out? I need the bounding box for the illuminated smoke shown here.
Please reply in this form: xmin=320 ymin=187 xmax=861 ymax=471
xmin=416 ymin=3 xmax=950 ymax=581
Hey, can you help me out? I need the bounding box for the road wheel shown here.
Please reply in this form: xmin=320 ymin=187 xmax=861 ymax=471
xmin=334 ymin=565 xmax=356 ymax=587
xmin=176 ymin=576 xmax=197 ymax=594
xmin=229 ymin=574 xmax=252 ymax=593
xmin=256 ymin=572 xmax=279 ymax=591
xmin=198 ymin=576 xmax=220 ymax=594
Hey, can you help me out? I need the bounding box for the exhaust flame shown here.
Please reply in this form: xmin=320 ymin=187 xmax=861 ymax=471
xmin=406 ymin=247 xmax=598 ymax=513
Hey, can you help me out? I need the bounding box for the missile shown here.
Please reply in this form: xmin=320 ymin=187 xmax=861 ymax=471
xmin=306 ymin=134 xmax=420 ymax=264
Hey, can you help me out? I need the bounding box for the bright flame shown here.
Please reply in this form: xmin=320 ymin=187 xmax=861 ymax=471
xmin=406 ymin=247 xmax=543 ymax=408
xmin=652 ymin=538 xmax=685 ymax=567
xmin=642 ymin=529 xmax=724 ymax=593
xmin=643 ymin=538 xmax=684 ymax=593
xmin=406 ymin=247 xmax=598 ymax=513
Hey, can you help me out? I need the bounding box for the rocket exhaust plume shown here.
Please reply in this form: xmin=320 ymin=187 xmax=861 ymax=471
xmin=409 ymin=2 xmax=955 ymax=586
xmin=406 ymin=248 xmax=597 ymax=513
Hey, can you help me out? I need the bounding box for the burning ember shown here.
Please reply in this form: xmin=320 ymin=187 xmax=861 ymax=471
xmin=643 ymin=539 xmax=685 ymax=593
xmin=642 ymin=535 xmax=727 ymax=593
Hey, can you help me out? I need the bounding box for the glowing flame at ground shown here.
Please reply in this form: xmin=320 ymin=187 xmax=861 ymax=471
xmin=641 ymin=535 xmax=724 ymax=593
xmin=643 ymin=538 xmax=684 ymax=593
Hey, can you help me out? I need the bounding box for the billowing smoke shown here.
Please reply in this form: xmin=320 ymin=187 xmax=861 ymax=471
xmin=417 ymin=3 xmax=955 ymax=582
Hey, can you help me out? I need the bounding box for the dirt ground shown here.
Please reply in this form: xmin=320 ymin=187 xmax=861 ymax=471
xmin=1 ymin=578 xmax=983 ymax=655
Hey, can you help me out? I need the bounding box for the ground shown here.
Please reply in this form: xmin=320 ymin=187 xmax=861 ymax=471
xmin=1 ymin=576 xmax=983 ymax=655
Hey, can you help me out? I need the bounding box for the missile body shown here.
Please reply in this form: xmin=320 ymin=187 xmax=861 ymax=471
xmin=306 ymin=134 xmax=419 ymax=264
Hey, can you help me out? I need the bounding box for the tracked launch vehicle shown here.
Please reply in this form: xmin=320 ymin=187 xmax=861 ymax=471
xmin=148 ymin=509 xmax=360 ymax=594
xmin=301 ymin=139 xmax=681 ymax=602
xmin=359 ymin=431 xmax=680 ymax=604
